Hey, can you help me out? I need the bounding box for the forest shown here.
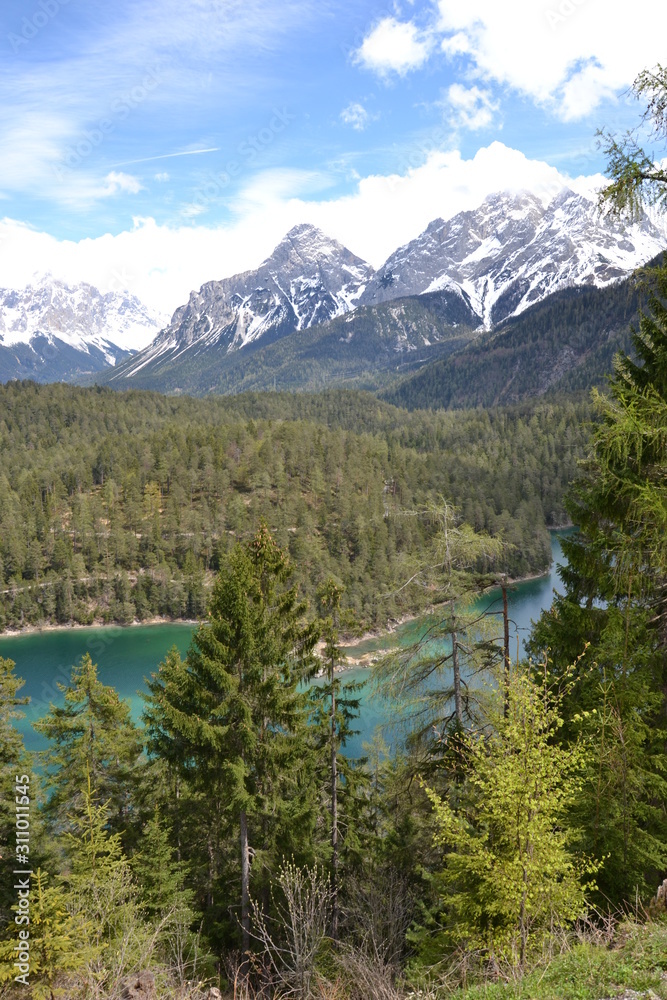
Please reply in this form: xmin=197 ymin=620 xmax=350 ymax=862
xmin=0 ymin=258 xmax=665 ymax=998
xmin=0 ymin=385 xmax=589 ymax=632
xmin=0 ymin=64 xmax=667 ymax=1000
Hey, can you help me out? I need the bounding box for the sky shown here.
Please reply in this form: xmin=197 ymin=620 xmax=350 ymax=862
xmin=1 ymin=0 xmax=666 ymax=329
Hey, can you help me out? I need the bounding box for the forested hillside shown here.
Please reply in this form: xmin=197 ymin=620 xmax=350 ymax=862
xmin=95 ymin=289 xmax=478 ymax=395
xmin=383 ymin=269 xmax=645 ymax=410
xmin=0 ymin=383 xmax=589 ymax=631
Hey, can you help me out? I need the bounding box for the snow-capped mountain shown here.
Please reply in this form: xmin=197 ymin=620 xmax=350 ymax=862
xmin=361 ymin=189 xmax=667 ymax=327
xmin=116 ymin=224 xmax=373 ymax=380
xmin=0 ymin=277 xmax=164 ymax=382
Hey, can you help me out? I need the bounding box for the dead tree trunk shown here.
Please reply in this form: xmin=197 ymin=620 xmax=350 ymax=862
xmin=240 ymin=809 xmax=251 ymax=965
xmin=502 ymin=582 xmax=511 ymax=717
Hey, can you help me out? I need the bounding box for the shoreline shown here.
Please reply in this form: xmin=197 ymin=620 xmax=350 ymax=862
xmin=0 ymin=548 xmax=564 ymax=648
xmin=0 ymin=615 xmax=199 ymax=640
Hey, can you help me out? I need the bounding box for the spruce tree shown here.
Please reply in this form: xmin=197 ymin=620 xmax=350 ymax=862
xmin=34 ymin=653 xmax=144 ymax=838
xmin=143 ymin=524 xmax=319 ymax=959
xmin=529 ymin=261 xmax=667 ymax=904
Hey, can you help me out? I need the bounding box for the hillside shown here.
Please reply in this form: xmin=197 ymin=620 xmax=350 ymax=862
xmin=0 ymin=382 xmax=589 ymax=632
xmin=383 ymin=270 xmax=642 ymax=410
xmin=97 ymin=288 xmax=477 ymax=395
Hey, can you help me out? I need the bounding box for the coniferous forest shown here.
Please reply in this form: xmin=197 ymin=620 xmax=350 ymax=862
xmin=0 ymin=385 xmax=587 ymax=632
xmin=1 ymin=67 xmax=667 ymax=1000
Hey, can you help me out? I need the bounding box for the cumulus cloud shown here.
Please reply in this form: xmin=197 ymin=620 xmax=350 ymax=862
xmin=436 ymin=0 xmax=667 ymax=120
xmin=353 ymin=17 xmax=432 ymax=77
xmin=340 ymin=102 xmax=374 ymax=131
xmin=0 ymin=142 xmax=603 ymax=341
xmin=354 ymin=0 xmax=667 ymax=120
xmin=446 ymin=84 xmax=499 ymax=131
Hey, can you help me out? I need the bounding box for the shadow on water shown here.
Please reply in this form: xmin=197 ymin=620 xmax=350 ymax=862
xmin=0 ymin=531 xmax=573 ymax=757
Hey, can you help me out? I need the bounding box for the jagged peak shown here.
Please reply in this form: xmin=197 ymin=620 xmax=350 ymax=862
xmin=263 ymin=223 xmax=368 ymax=268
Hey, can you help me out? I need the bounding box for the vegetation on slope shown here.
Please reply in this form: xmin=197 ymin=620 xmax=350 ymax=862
xmin=383 ymin=272 xmax=644 ymax=411
xmin=96 ymin=290 xmax=478 ymax=395
xmin=0 ymin=384 xmax=589 ymax=632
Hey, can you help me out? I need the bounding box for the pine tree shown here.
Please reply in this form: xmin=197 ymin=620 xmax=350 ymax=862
xmin=144 ymin=524 xmax=319 ymax=959
xmin=33 ymin=653 xmax=145 ymax=837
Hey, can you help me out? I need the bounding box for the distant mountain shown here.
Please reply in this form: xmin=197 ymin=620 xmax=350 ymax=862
xmin=0 ymin=277 xmax=163 ymax=383
xmin=114 ymin=224 xmax=374 ymax=383
xmin=381 ymin=265 xmax=650 ymax=411
xmin=100 ymin=287 xmax=480 ymax=395
xmin=95 ymin=187 xmax=666 ymax=397
xmin=361 ymin=189 xmax=667 ymax=327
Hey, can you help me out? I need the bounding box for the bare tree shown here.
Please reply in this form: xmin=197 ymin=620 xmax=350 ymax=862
xmin=249 ymin=860 xmax=334 ymax=998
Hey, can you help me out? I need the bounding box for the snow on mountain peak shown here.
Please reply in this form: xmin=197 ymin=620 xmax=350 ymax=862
xmin=361 ymin=187 xmax=666 ymax=327
xmin=0 ymin=277 xmax=164 ymax=359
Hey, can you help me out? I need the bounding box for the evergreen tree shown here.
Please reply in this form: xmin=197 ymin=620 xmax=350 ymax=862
xmin=0 ymin=868 xmax=96 ymax=1000
xmin=33 ymin=653 xmax=145 ymax=838
xmin=0 ymin=656 xmax=30 ymax=929
xmin=143 ymin=524 xmax=319 ymax=959
xmin=62 ymin=779 xmax=148 ymax=992
xmin=373 ymin=502 xmax=504 ymax=752
xmin=528 ymin=260 xmax=667 ymax=905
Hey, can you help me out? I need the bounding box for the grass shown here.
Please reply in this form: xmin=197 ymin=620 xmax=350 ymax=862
xmin=446 ymin=921 xmax=667 ymax=1000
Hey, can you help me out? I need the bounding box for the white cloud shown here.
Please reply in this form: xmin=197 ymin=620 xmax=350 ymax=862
xmin=101 ymin=172 xmax=144 ymax=196
xmin=155 ymin=172 xmax=170 ymax=181
xmin=0 ymin=142 xmax=603 ymax=342
xmin=340 ymin=102 xmax=373 ymax=131
xmin=435 ymin=0 xmax=667 ymax=120
xmin=354 ymin=2 xmax=667 ymax=120
xmin=0 ymin=0 xmax=318 ymax=205
xmin=354 ymin=17 xmax=432 ymax=77
xmin=446 ymin=84 xmax=498 ymax=131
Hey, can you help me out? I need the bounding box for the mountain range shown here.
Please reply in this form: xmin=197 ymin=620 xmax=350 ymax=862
xmin=1 ymin=187 xmax=664 ymax=396
xmin=0 ymin=278 xmax=163 ymax=382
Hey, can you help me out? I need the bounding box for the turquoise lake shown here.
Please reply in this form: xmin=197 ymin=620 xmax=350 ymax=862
xmin=0 ymin=531 xmax=570 ymax=757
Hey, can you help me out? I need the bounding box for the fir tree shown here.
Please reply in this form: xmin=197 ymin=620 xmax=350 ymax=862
xmin=0 ymin=868 xmax=96 ymax=1000
xmin=144 ymin=524 xmax=319 ymax=960
xmin=420 ymin=662 xmax=598 ymax=974
xmin=34 ymin=653 xmax=145 ymax=838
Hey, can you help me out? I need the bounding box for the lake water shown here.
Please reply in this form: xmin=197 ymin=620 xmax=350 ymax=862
xmin=0 ymin=531 xmax=571 ymax=756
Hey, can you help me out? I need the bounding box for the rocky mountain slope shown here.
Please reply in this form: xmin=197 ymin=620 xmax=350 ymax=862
xmin=0 ymin=277 xmax=163 ymax=382
xmin=115 ymin=224 xmax=374 ymax=382
xmin=382 ymin=266 xmax=648 ymax=411
xmin=361 ymin=189 xmax=667 ymax=326
xmin=103 ymin=287 xmax=480 ymax=395
xmin=101 ymin=188 xmax=666 ymax=395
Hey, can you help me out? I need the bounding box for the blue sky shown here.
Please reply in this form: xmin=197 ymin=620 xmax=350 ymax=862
xmin=0 ymin=0 xmax=664 ymax=318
